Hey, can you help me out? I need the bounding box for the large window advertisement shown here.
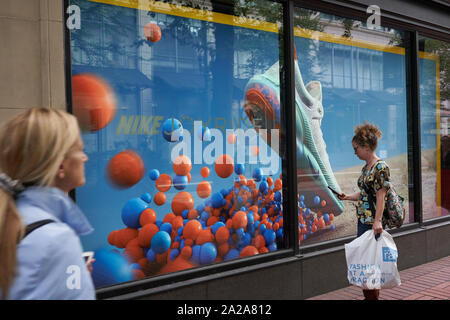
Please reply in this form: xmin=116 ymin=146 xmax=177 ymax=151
xmin=419 ymin=36 xmax=450 ymax=220
xmin=69 ymin=0 xmax=285 ymax=288
xmin=290 ymin=8 xmax=411 ymax=245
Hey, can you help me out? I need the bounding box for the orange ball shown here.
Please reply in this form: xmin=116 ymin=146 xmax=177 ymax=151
xmin=106 ymin=150 xmax=144 ymax=188
xmin=173 ymin=155 xmax=192 ymax=176
xmin=206 ymin=216 xmax=219 ymax=226
xmin=232 ymin=211 xmax=247 ymax=229
xmin=250 ymin=145 xmax=260 ymax=156
xmin=239 ymin=245 xmax=259 ymax=258
xmin=155 ymin=174 xmax=172 ymax=192
xmin=107 ymin=230 xmax=118 ymax=246
xmin=215 ymin=226 xmax=230 ymax=244
xmin=183 ymin=219 xmax=202 ymax=240
xmin=158 ymin=257 xmax=195 ymax=275
xmin=254 ymin=234 xmax=266 ymax=249
xmin=171 ymin=191 xmax=194 ymax=215
xmin=274 ymin=179 xmax=282 ymax=191
xmin=133 ymin=269 xmax=145 ymax=280
xmin=138 ymin=223 xmax=159 ymax=247
xmin=197 ymin=180 xmax=212 ymax=199
xmin=258 ymin=247 xmax=269 ymax=254
xmin=115 ymin=227 xmax=138 ymax=248
xmin=196 ymin=228 xmax=214 ymax=245
xmin=139 ymin=208 xmax=157 ymax=226
xmin=187 ymin=209 xmax=198 ymax=220
xmin=144 ymin=22 xmax=162 ymax=42
xmin=172 ymin=216 xmax=184 ymax=231
xmin=163 ymin=212 xmax=176 ymax=224
xmin=72 ymin=73 xmax=116 ymax=132
xmin=124 ymin=239 xmax=144 ymax=262
xmin=227 ymin=133 xmax=236 ymax=144
xmin=215 ymin=154 xmax=234 ymax=178
xmin=180 ymin=246 xmax=192 ymax=260
xmin=200 ymin=167 xmax=210 ymax=178
xmin=153 ymin=192 xmax=166 ymax=206
xmin=218 ymin=243 xmax=230 ymax=257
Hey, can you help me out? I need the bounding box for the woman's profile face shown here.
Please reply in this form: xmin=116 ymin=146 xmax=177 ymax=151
xmin=352 ymin=141 xmax=365 ymax=160
xmin=56 ymin=134 xmax=88 ymax=193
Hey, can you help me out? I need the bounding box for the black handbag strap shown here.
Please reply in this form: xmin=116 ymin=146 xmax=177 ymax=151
xmin=23 ymin=219 xmax=55 ymax=239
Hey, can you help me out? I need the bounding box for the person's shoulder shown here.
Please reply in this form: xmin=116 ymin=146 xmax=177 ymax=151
xmin=375 ymin=159 xmax=389 ymax=171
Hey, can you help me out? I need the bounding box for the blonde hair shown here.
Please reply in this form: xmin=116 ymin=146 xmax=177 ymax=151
xmin=0 ymin=107 xmax=80 ymax=297
xmin=352 ymin=121 xmax=382 ymax=151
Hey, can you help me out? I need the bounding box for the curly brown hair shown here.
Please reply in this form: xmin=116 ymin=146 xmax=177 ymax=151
xmin=352 ymin=121 xmax=382 ymax=151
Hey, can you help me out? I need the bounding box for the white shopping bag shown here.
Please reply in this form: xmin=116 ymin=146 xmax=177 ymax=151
xmin=345 ymin=230 xmax=401 ymax=290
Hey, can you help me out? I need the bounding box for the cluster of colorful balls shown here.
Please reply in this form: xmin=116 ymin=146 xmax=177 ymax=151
xmin=106 ymin=150 xmax=290 ymax=280
xmin=297 ymin=194 xmax=335 ymax=244
xmin=103 ymin=121 xmax=337 ymax=282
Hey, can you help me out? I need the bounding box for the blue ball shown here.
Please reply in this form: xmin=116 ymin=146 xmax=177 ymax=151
xmin=191 ymin=245 xmax=201 ymax=265
xmin=259 ymin=181 xmax=269 ymax=193
xmin=240 ymin=233 xmax=252 ymax=247
xmin=196 ymin=204 xmax=205 ymax=213
xmin=211 ymin=192 xmax=225 ymax=208
xmin=224 ymin=248 xmax=239 ymax=261
xmin=276 ymin=228 xmax=284 ymax=239
xmin=314 ymin=195 xmax=320 ymax=205
xmin=259 ymin=224 xmax=267 ymax=235
xmin=151 ymin=231 xmax=171 ymax=254
xmin=199 ymin=242 xmax=217 ymax=265
xmin=211 ymin=222 xmax=226 ymax=235
xmin=267 ymin=242 xmax=277 ymax=252
xmin=264 ymin=229 xmax=276 ymax=245
xmin=274 ymin=191 xmax=282 ymax=202
xmin=149 ymin=169 xmax=160 ymax=181
xmin=247 ymin=212 xmax=254 ymax=225
xmin=235 ymin=228 xmax=245 ymax=240
xmin=169 ymin=248 xmax=180 ymax=261
xmin=201 ymin=211 xmax=210 ymax=222
xmin=140 ymin=193 xmax=152 ymax=203
xmin=160 ymin=222 xmax=173 ymax=235
xmin=252 ymin=168 xmax=263 ymax=182
xmin=173 ymin=174 xmax=188 ymax=190
xmin=91 ymin=248 xmax=133 ymax=288
xmin=234 ymin=163 xmax=245 ymax=175
xmin=162 ymin=118 xmax=183 ymax=142
xmin=121 ymin=197 xmax=148 ymax=228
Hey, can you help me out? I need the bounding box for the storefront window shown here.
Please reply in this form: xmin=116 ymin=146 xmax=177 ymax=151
xmin=292 ymin=7 xmax=411 ymax=245
xmin=68 ymin=0 xmax=285 ymax=288
xmin=419 ymin=36 xmax=450 ymax=220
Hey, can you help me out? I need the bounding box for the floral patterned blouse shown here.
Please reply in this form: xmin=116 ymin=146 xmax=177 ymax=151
xmin=357 ymin=160 xmax=390 ymax=225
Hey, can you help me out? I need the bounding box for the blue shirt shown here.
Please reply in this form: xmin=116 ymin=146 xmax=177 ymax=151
xmin=3 ymin=187 xmax=96 ymax=300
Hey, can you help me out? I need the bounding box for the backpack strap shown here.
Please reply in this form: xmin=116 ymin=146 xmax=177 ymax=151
xmin=23 ymin=219 xmax=55 ymax=239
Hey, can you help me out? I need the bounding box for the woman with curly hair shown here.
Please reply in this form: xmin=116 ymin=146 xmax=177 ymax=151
xmin=338 ymin=121 xmax=389 ymax=300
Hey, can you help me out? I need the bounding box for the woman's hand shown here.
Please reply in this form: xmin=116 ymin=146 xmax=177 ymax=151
xmin=337 ymin=193 xmax=347 ymax=200
xmin=373 ymin=220 xmax=383 ymax=235
xmin=87 ymin=259 xmax=95 ymax=274
xmin=338 ymin=191 xmax=360 ymax=201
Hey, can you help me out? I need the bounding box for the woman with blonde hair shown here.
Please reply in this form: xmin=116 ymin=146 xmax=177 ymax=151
xmin=338 ymin=121 xmax=389 ymax=300
xmin=0 ymin=107 xmax=95 ymax=299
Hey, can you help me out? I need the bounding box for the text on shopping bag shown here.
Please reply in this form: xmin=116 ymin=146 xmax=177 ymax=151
xmin=382 ymin=247 xmax=398 ymax=262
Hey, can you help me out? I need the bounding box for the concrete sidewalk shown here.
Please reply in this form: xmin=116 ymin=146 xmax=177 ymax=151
xmin=308 ymin=255 xmax=450 ymax=300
